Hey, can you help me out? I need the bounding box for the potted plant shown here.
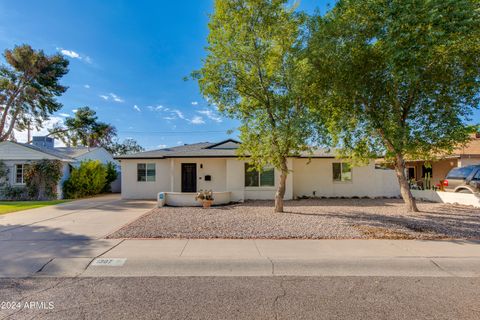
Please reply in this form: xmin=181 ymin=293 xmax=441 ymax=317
xmin=195 ymin=190 xmax=214 ymax=208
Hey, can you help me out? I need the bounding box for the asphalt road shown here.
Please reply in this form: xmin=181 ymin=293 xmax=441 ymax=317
xmin=1 ymin=276 xmax=479 ymax=320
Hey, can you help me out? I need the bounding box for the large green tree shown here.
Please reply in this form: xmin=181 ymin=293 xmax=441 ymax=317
xmin=49 ymin=106 xmax=144 ymax=155
xmin=0 ymin=44 xmax=69 ymax=141
xmin=106 ymin=138 xmax=145 ymax=156
xmin=49 ymin=107 xmax=117 ymax=148
xmin=308 ymin=0 xmax=480 ymax=212
xmin=195 ymin=0 xmax=319 ymax=212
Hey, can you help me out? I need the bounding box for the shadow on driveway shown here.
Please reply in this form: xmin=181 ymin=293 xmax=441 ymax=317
xmin=0 ymin=224 xmax=112 ymax=277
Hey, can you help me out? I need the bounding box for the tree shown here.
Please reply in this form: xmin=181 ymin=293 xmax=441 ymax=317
xmin=106 ymin=138 xmax=145 ymax=156
xmin=24 ymin=159 xmax=63 ymax=200
xmin=49 ymin=107 xmax=117 ymax=147
xmin=195 ymin=0 xmax=320 ymax=212
xmin=307 ymin=0 xmax=480 ymax=212
xmin=0 ymin=44 xmax=69 ymax=141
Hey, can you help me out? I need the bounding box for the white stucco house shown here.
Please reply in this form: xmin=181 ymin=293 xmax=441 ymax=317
xmin=0 ymin=136 xmax=120 ymax=198
xmin=116 ymin=139 xmax=400 ymax=205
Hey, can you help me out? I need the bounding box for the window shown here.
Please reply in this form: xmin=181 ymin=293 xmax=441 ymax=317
xmin=446 ymin=166 xmax=475 ymax=179
xmin=332 ymin=163 xmax=352 ymax=182
xmin=15 ymin=164 xmax=29 ymax=184
xmin=244 ymin=164 xmax=274 ymax=187
xmin=473 ymin=170 xmax=480 ymax=181
xmin=137 ymin=163 xmax=156 ymax=182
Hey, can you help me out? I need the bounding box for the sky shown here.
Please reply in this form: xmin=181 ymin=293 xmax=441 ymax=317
xmin=0 ymin=0 xmax=330 ymax=150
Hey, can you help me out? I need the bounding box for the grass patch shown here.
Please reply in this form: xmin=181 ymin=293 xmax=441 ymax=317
xmin=0 ymin=200 xmax=70 ymax=215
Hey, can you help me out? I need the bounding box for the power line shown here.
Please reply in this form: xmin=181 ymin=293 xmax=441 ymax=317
xmin=118 ymin=130 xmax=236 ymax=136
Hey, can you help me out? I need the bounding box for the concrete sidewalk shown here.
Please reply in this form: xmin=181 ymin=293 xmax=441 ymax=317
xmin=37 ymin=239 xmax=480 ymax=278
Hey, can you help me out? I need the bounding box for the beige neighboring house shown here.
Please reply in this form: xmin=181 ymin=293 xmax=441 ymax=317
xmin=0 ymin=136 xmax=120 ymax=198
xmin=116 ymin=139 xmax=400 ymax=203
xmin=403 ymin=133 xmax=480 ymax=187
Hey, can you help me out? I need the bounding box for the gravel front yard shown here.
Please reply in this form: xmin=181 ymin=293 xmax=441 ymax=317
xmin=108 ymin=199 xmax=480 ymax=240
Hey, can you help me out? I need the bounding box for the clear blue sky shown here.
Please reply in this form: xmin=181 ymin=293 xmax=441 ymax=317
xmin=0 ymin=0 xmax=330 ymax=149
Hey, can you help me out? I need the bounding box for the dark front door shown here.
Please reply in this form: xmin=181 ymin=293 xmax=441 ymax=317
xmin=181 ymin=163 xmax=197 ymax=192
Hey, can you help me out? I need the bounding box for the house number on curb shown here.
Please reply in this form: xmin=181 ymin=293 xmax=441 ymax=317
xmin=91 ymin=258 xmax=127 ymax=266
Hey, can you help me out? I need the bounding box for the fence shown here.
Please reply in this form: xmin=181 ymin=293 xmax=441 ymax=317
xmin=412 ymin=190 xmax=480 ymax=208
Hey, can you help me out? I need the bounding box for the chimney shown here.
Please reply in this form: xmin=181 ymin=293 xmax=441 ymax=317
xmin=32 ymin=136 xmax=55 ymax=149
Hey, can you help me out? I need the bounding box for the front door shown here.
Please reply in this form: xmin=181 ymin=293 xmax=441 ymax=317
xmin=181 ymin=163 xmax=197 ymax=192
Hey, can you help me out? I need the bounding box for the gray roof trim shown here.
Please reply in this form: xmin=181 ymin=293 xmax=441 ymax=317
xmin=205 ymin=139 xmax=241 ymax=149
xmin=17 ymin=143 xmax=74 ymax=161
xmin=116 ymin=155 xmax=336 ymax=160
xmin=114 ymin=139 xmax=337 ymax=160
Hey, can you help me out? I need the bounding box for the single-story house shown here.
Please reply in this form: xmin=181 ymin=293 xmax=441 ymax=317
xmin=116 ymin=139 xmax=400 ymax=204
xmin=403 ymin=133 xmax=480 ymax=187
xmin=0 ymin=136 xmax=120 ymax=198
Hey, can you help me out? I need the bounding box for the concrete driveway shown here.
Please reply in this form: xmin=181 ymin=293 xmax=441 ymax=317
xmin=0 ymin=194 xmax=155 ymax=277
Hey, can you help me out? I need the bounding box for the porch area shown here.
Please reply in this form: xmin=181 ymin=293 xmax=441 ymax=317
xmin=404 ymin=158 xmax=458 ymax=189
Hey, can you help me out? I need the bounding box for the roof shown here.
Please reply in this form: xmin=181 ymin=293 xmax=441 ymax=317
xmin=116 ymin=138 xmax=336 ymax=159
xmin=453 ymin=134 xmax=480 ymax=157
xmin=19 ymin=143 xmax=75 ymax=160
xmin=54 ymin=147 xmax=99 ymax=158
xmin=1 ymin=141 xmax=99 ymax=161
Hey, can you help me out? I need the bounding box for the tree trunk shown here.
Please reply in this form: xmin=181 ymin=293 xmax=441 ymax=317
xmin=394 ymin=153 xmax=419 ymax=212
xmin=275 ymin=158 xmax=288 ymax=213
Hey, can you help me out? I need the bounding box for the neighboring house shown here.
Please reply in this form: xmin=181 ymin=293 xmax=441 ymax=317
xmin=116 ymin=139 xmax=400 ymax=202
xmin=403 ymin=133 xmax=480 ymax=187
xmin=0 ymin=136 xmax=120 ymax=198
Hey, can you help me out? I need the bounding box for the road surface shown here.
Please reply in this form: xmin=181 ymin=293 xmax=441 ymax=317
xmin=1 ymin=276 xmax=479 ymax=320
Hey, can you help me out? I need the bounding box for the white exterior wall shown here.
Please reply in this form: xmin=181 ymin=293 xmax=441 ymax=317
xmin=225 ymin=158 xmax=293 ymax=201
xmin=120 ymin=157 xmax=398 ymax=200
xmin=75 ymin=148 xmax=119 ymax=166
xmin=172 ymin=158 xmax=227 ymax=192
xmin=292 ymin=158 xmax=400 ymax=198
xmin=120 ymin=159 xmax=170 ymax=199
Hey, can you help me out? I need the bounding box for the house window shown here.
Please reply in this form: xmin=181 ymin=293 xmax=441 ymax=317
xmin=245 ymin=164 xmax=274 ymax=187
xmin=15 ymin=164 xmax=29 ymax=184
xmin=137 ymin=163 xmax=156 ymax=182
xmin=332 ymin=162 xmax=352 ymax=182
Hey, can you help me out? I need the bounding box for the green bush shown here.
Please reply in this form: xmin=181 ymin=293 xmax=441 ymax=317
xmin=102 ymin=162 xmax=118 ymax=193
xmin=3 ymin=186 xmax=29 ymax=200
xmin=63 ymin=160 xmax=107 ymax=199
xmin=0 ymin=160 xmax=8 ymax=188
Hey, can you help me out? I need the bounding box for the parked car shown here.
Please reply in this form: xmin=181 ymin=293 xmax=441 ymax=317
xmin=443 ymin=165 xmax=480 ymax=193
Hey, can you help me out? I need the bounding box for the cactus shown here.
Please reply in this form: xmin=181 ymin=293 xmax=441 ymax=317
xmin=424 ymin=172 xmax=431 ymax=190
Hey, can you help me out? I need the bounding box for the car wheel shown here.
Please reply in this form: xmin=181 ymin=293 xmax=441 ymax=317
xmin=457 ymin=189 xmax=473 ymax=194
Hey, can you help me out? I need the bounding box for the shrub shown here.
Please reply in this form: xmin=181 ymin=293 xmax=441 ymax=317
xmin=102 ymin=162 xmax=118 ymax=193
xmin=0 ymin=160 xmax=8 ymax=188
xmin=3 ymin=186 xmax=29 ymax=200
xmin=63 ymin=160 xmax=107 ymax=199
xmin=24 ymin=159 xmax=63 ymax=200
